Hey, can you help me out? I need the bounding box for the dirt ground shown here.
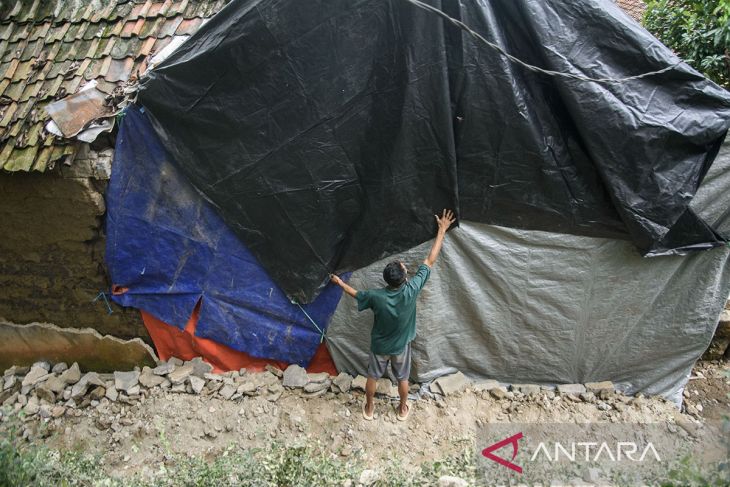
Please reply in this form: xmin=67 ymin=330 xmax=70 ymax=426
xmin=9 ymin=361 xmax=726 ymax=483
xmin=683 ymin=360 xmax=730 ymax=421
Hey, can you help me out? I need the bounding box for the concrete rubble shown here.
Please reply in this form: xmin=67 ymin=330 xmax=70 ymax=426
xmin=585 ymin=381 xmax=615 ymax=394
xmin=351 ymin=375 xmax=367 ymax=391
xmin=511 ymin=383 xmax=541 ymax=395
xmin=332 ymin=372 xmax=353 ymax=393
xmin=430 ymin=371 xmax=469 ymax=395
xmin=0 ymin=354 xmax=676 ymax=433
xmin=557 ymin=383 xmax=587 ymax=395
xmin=114 ymin=371 xmax=140 ymax=394
xmin=282 ymin=364 xmax=308 ymax=388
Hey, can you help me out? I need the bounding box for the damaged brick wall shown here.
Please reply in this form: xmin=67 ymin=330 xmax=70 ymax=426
xmin=0 ymin=146 xmax=146 ymax=341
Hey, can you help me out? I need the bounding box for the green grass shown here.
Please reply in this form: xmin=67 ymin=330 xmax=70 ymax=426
xmin=0 ymin=440 xmax=476 ymax=487
xmin=658 ymin=454 xmax=730 ymax=487
xmin=0 ymin=417 xmax=103 ymax=487
xmin=0 ymin=409 xmax=476 ymax=487
xmin=5 ymin=404 xmax=727 ymax=486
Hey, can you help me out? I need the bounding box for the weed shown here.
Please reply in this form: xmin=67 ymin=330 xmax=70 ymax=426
xmin=0 ymin=409 xmax=104 ymax=487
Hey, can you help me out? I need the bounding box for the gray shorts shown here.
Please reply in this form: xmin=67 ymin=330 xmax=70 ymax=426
xmin=367 ymin=342 xmax=412 ymax=381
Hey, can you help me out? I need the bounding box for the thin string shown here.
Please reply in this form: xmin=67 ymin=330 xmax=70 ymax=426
xmin=92 ymin=291 xmax=114 ymax=315
xmin=295 ymin=302 xmax=326 ymax=343
xmin=403 ymin=0 xmax=682 ymax=84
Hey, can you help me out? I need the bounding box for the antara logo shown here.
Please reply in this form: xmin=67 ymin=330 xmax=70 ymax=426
xmin=530 ymin=442 xmax=661 ymax=463
xmin=482 ymin=432 xmax=662 ymax=474
xmin=481 ymin=432 xmax=524 ymax=473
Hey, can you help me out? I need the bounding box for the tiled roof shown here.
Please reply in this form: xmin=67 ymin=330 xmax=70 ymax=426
xmin=0 ymin=0 xmax=229 ymax=172
xmin=614 ymin=0 xmax=647 ymax=22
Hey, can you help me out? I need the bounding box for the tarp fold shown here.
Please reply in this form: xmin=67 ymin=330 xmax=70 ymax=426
xmin=139 ymin=0 xmax=730 ymax=302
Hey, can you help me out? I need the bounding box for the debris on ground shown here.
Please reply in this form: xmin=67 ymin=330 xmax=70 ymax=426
xmin=1 ymin=359 xmax=727 ymax=484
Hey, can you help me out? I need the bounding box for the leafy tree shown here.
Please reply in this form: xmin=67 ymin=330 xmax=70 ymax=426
xmin=643 ymin=0 xmax=730 ymax=88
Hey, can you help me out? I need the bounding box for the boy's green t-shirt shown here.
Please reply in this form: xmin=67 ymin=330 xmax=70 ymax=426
xmin=355 ymin=264 xmax=431 ymax=355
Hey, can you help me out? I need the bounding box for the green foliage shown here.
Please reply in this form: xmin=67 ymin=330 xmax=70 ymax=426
xmin=0 ymin=420 xmax=49 ymax=487
xmin=644 ymin=0 xmax=730 ymax=88
xmin=0 ymin=413 xmax=103 ymax=487
xmin=661 ymin=368 xmax=730 ymax=486
xmin=0 ymin=421 xmax=475 ymax=487
xmin=152 ymin=442 xmax=474 ymax=487
xmin=368 ymin=440 xmax=476 ymax=487
xmin=659 ymin=455 xmax=730 ymax=486
xmin=409 ymin=441 xmax=476 ymax=486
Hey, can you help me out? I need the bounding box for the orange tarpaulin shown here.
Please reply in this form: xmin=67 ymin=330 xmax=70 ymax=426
xmin=140 ymin=301 xmax=337 ymax=375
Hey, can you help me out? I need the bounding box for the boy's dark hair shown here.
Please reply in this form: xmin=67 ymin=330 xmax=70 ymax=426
xmin=383 ymin=261 xmax=406 ymax=287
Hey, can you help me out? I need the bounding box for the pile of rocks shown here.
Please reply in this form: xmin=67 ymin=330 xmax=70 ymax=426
xmin=429 ymin=372 xmax=685 ymax=419
xmin=0 ymin=358 xmax=381 ymax=421
xmin=427 ymin=371 xmax=620 ymax=402
xmin=2 ymin=356 xmax=666 ymax=425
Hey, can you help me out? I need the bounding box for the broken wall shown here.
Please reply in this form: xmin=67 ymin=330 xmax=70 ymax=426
xmin=0 ymin=145 xmax=145 ymax=340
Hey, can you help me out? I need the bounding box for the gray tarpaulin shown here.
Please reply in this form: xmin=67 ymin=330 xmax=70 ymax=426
xmin=326 ymin=141 xmax=730 ymax=404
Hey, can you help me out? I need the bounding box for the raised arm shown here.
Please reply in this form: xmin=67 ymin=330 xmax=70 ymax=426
xmin=424 ymin=209 xmax=456 ymax=267
xmin=330 ymin=274 xmax=358 ymax=298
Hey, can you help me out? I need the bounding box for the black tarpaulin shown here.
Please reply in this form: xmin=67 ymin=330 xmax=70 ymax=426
xmin=139 ymin=0 xmax=730 ymax=302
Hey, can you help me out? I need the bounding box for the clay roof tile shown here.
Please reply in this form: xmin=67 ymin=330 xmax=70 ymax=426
xmin=614 ymin=0 xmax=647 ymax=22
xmin=0 ymin=0 xmax=230 ymax=172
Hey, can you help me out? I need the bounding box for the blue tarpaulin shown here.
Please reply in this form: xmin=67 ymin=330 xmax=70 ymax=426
xmin=105 ymin=105 xmax=344 ymax=366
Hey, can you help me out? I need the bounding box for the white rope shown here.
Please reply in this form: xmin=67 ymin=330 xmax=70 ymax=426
xmin=403 ymin=0 xmax=683 ymax=84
